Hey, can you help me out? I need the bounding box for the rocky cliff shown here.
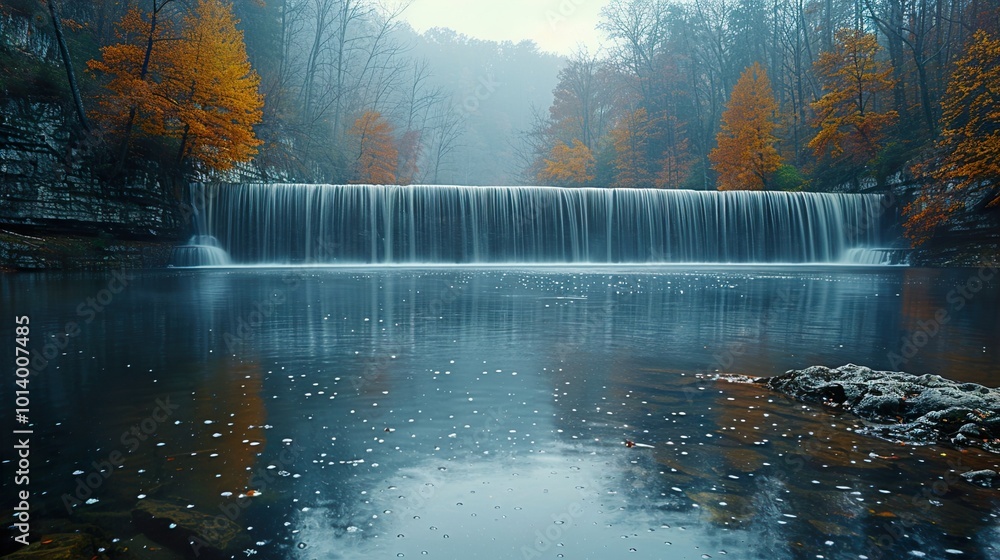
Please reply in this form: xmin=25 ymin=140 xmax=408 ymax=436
xmin=0 ymin=11 xmax=185 ymax=270
xmin=0 ymin=98 xmax=186 ymax=270
xmin=883 ymin=175 xmax=1000 ymax=267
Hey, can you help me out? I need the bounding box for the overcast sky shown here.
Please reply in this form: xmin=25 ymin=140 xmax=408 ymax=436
xmin=400 ymin=0 xmax=607 ymax=56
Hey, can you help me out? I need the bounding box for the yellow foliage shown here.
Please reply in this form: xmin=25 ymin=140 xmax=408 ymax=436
xmin=87 ymin=0 xmax=263 ymax=172
xmin=904 ymin=30 xmax=1000 ymax=245
xmin=165 ymin=0 xmax=264 ymax=171
xmin=87 ymin=8 xmax=170 ymax=131
xmin=539 ymin=139 xmax=595 ymax=186
xmin=709 ymin=63 xmax=781 ymax=191
xmin=349 ymin=111 xmax=398 ymax=185
xmin=808 ymin=29 xmax=897 ymax=166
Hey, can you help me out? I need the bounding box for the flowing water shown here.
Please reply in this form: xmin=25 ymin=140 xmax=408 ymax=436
xmin=192 ymin=185 xmax=890 ymax=265
xmin=2 ymin=266 xmax=998 ymax=559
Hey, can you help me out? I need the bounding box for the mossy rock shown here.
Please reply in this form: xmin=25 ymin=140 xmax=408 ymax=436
xmin=131 ymin=499 xmax=241 ymax=559
xmin=760 ymin=364 xmax=1000 ymax=452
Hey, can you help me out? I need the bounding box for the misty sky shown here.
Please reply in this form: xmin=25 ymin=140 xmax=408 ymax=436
xmin=401 ymin=0 xmax=606 ymax=56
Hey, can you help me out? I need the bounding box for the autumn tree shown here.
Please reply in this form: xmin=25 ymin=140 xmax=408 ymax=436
xmin=539 ymin=139 xmax=596 ymax=186
xmin=809 ymin=29 xmax=898 ymax=169
xmin=709 ymin=63 xmax=781 ymax=191
xmin=88 ymin=0 xmax=262 ymax=173
xmin=610 ymin=107 xmax=655 ymax=188
xmin=904 ymin=30 xmax=1000 ymax=245
xmin=163 ymin=0 xmax=264 ymax=171
xmin=87 ymin=4 xmax=173 ymax=161
xmin=349 ymin=111 xmax=398 ymax=184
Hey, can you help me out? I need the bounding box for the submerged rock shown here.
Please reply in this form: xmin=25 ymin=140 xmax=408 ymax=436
xmin=960 ymin=469 xmax=998 ymax=488
xmin=131 ymin=499 xmax=241 ymax=559
xmin=758 ymin=364 xmax=1000 ymax=453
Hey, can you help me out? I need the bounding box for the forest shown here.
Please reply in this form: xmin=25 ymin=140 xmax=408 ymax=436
xmin=1 ymin=0 xmax=999 ymax=244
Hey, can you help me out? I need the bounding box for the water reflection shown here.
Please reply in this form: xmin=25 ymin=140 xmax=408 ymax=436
xmin=1 ymin=267 xmax=998 ymax=559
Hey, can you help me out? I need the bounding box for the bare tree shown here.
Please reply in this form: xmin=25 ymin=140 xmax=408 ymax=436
xmin=427 ymin=104 xmax=465 ymax=184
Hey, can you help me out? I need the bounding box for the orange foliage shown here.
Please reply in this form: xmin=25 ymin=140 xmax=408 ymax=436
xmin=165 ymin=0 xmax=264 ymax=171
xmin=610 ymin=107 xmax=654 ymax=188
xmin=809 ymin=29 xmax=897 ymax=167
xmin=87 ymin=8 xmax=170 ymax=131
xmin=349 ymin=111 xmax=398 ymax=185
xmin=904 ymin=30 xmax=1000 ymax=245
xmin=539 ymin=139 xmax=595 ymax=186
xmin=709 ymin=63 xmax=781 ymax=191
xmin=88 ymin=0 xmax=263 ymax=172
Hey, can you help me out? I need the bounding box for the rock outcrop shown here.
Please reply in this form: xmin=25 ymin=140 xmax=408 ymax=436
xmin=1 ymin=11 xmax=186 ymax=271
xmin=759 ymin=364 xmax=1000 ymax=454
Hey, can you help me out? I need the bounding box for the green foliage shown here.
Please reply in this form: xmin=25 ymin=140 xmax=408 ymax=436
xmin=0 ymin=48 xmax=66 ymax=100
xmin=871 ymin=141 xmax=915 ymax=186
xmin=593 ymin=142 xmax=617 ymax=187
xmin=772 ymin=164 xmax=806 ymax=191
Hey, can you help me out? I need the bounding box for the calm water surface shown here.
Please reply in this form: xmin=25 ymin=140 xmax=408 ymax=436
xmin=2 ymin=266 xmax=999 ymax=559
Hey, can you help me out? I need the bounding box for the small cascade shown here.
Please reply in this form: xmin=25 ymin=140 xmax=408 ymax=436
xmin=170 ymin=235 xmax=232 ymax=267
xmin=842 ymin=248 xmax=911 ymax=266
xmin=170 ymin=184 xmax=233 ymax=267
xmin=194 ymin=183 xmax=892 ymax=265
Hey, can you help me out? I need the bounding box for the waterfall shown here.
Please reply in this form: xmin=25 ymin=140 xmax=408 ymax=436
xmin=170 ymin=183 xmax=232 ymax=267
xmin=842 ymin=248 xmax=911 ymax=266
xmin=192 ymin=183 xmax=890 ymax=265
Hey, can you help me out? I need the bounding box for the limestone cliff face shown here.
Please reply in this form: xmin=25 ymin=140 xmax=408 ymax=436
xmin=0 ymin=12 xmax=185 ymax=270
xmin=889 ymin=180 xmax=1000 ymax=267
xmin=0 ymin=97 xmax=186 ymax=269
xmin=0 ymin=111 xmax=180 ymax=238
xmin=839 ymin=173 xmax=1000 ymax=267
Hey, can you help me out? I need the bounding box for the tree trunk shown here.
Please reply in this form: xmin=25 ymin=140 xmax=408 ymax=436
xmin=48 ymin=0 xmax=90 ymax=132
xmin=115 ymin=0 xmax=170 ymax=175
